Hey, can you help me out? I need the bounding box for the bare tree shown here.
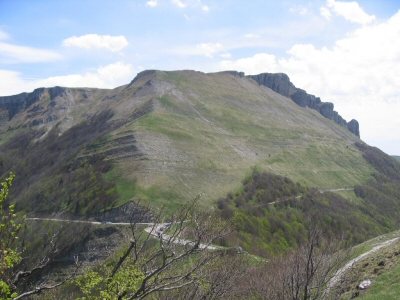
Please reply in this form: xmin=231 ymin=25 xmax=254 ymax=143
xmin=0 ymin=173 xmax=82 ymax=299
xmin=249 ymin=221 xmax=351 ymax=300
xmin=76 ymin=196 xmax=252 ymax=299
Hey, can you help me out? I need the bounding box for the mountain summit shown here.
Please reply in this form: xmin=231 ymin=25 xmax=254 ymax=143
xmin=0 ymin=70 xmax=370 ymax=213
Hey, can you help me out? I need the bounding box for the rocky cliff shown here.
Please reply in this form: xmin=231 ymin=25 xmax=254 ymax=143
xmin=248 ymin=73 xmax=360 ymax=137
xmin=0 ymin=88 xmax=46 ymax=121
xmin=0 ymin=86 xmax=72 ymax=126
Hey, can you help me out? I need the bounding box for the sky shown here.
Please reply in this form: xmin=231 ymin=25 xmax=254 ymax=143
xmin=0 ymin=0 xmax=400 ymax=155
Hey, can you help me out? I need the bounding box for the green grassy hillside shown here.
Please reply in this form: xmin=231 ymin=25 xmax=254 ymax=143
xmin=215 ymin=143 xmax=400 ymax=258
xmin=100 ymin=70 xmax=373 ymax=208
xmin=0 ymin=70 xmax=376 ymax=215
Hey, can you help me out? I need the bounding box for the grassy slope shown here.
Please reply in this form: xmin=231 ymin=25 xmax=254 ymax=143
xmin=392 ymin=155 xmax=400 ymax=162
xmin=103 ymin=70 xmax=373 ymax=208
xmin=360 ymin=261 xmax=400 ymax=299
xmin=338 ymin=230 xmax=400 ymax=299
xmin=0 ymin=70 xmax=375 ymax=213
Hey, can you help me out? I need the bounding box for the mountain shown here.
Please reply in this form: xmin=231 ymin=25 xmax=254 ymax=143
xmin=0 ymin=70 xmax=375 ymax=215
xmin=247 ymin=72 xmax=360 ymax=137
xmin=393 ymin=155 xmax=400 ymax=162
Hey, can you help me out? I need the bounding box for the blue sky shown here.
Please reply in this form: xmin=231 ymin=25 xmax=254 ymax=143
xmin=1 ymin=0 xmax=400 ymax=155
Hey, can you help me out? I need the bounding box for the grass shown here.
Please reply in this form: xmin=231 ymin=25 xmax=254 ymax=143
xmin=333 ymin=228 xmax=400 ymax=299
xmin=105 ymin=165 xmax=185 ymax=212
xmin=105 ymin=70 xmax=376 ymax=209
xmin=360 ymin=262 xmax=400 ymax=299
xmin=0 ymin=70 xmax=378 ymax=212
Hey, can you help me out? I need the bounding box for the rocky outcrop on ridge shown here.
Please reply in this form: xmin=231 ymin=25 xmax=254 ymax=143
xmin=248 ymin=73 xmax=360 ymax=137
xmin=248 ymin=73 xmax=293 ymax=98
xmin=0 ymin=70 xmax=360 ymax=138
xmin=0 ymin=86 xmax=68 ymax=122
xmin=0 ymin=88 xmax=46 ymax=121
xmin=347 ymin=119 xmax=360 ymax=138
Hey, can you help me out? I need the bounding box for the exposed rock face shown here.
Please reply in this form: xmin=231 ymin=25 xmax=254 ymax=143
xmin=224 ymin=71 xmax=245 ymax=78
xmin=0 ymin=88 xmax=45 ymax=120
xmin=248 ymin=73 xmax=292 ymax=98
xmin=248 ymin=72 xmax=360 ymax=137
xmin=347 ymin=119 xmax=360 ymax=137
xmin=333 ymin=111 xmax=347 ymax=126
xmin=128 ymin=70 xmax=159 ymax=87
xmin=319 ymin=102 xmax=334 ymax=119
xmin=0 ymin=87 xmax=69 ymax=122
xmin=290 ymin=89 xmax=321 ymax=109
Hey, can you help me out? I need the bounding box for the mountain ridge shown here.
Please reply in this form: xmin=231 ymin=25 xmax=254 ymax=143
xmin=245 ymin=71 xmax=359 ymax=137
xmin=0 ymin=70 xmax=359 ymax=137
xmin=0 ymin=69 xmax=373 ymax=213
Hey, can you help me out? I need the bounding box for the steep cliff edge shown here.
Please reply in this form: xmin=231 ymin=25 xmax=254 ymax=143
xmin=248 ymin=73 xmax=360 ymax=137
xmin=0 ymin=86 xmax=75 ymax=129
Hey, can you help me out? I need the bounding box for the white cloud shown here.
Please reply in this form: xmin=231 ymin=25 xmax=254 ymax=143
xmin=172 ymin=0 xmax=186 ymax=8
xmin=290 ymin=5 xmax=308 ymax=16
xmin=0 ymin=62 xmax=135 ymax=96
xmin=326 ymin=0 xmax=375 ymax=25
xmin=300 ymin=8 xmax=308 ymax=15
xmin=245 ymin=33 xmax=260 ymax=38
xmin=0 ymin=42 xmax=63 ymax=63
xmin=0 ymin=29 xmax=9 ymax=40
xmin=146 ymin=0 xmax=158 ymax=7
xmin=220 ymin=53 xmax=278 ymax=74
xmin=147 ymin=0 xmax=207 ymax=11
xmin=320 ymin=7 xmax=332 ymax=20
xmin=62 ymin=34 xmax=129 ymax=52
xmin=218 ymin=11 xmax=400 ymax=154
xmin=220 ymin=53 xmax=232 ymax=58
xmin=197 ymin=43 xmax=222 ymax=58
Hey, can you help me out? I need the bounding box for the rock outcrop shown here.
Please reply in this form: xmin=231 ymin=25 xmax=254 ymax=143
xmin=347 ymin=119 xmax=360 ymax=137
xmin=224 ymin=71 xmax=245 ymax=78
xmin=0 ymin=88 xmax=45 ymax=121
xmin=127 ymin=70 xmax=159 ymax=87
xmin=0 ymin=86 xmax=69 ymax=122
xmin=248 ymin=73 xmax=292 ymax=98
xmin=247 ymin=72 xmax=360 ymax=137
xmin=289 ymin=88 xmax=321 ymax=109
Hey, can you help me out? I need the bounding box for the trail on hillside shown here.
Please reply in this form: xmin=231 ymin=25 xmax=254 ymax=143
xmin=319 ymin=187 xmax=354 ymax=192
xmin=257 ymin=187 xmax=353 ymax=206
xmin=26 ymin=217 xmax=152 ymax=225
xmin=26 ymin=218 xmax=218 ymax=250
xmin=326 ymin=235 xmax=400 ymax=294
xmin=144 ymin=223 xmax=218 ymax=250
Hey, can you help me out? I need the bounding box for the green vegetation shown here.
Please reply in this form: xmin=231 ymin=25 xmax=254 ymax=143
xmin=0 ymin=70 xmax=378 ymax=213
xmin=214 ymin=142 xmax=400 ymax=259
xmin=216 ymin=171 xmax=386 ymax=257
xmin=0 ymin=110 xmax=119 ymax=216
xmin=74 ymin=264 xmax=144 ymax=300
xmin=353 ymin=143 xmax=400 ymax=229
xmin=337 ymin=238 xmax=400 ymax=299
xmin=3 ymin=71 xmax=400 ymax=298
xmin=360 ymin=260 xmax=400 ymax=299
xmin=392 ymin=155 xmax=400 ymax=162
xmin=0 ymin=173 xmax=21 ymax=299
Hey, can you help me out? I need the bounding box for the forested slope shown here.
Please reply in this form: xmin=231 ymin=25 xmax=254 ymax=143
xmin=216 ymin=143 xmax=400 ymax=258
xmin=0 ymin=70 xmax=374 ymax=216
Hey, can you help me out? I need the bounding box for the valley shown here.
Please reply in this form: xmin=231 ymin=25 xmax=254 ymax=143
xmin=1 ymin=70 xmax=400 ymax=299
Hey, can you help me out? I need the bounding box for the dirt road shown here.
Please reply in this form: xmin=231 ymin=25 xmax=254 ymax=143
xmin=26 ymin=218 xmax=217 ymax=250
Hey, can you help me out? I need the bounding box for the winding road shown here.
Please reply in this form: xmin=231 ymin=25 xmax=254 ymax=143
xmin=326 ymin=235 xmax=400 ymax=293
xmin=26 ymin=218 xmax=218 ymax=250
